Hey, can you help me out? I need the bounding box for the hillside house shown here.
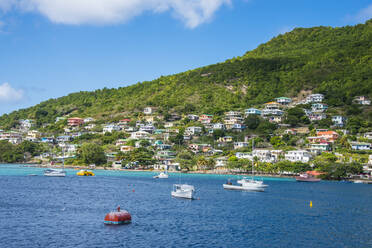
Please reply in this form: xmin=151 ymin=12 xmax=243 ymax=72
xmin=225 ymin=111 xmax=242 ymax=118
xmin=285 ymin=150 xmax=312 ymax=163
xmin=213 ymin=123 xmax=226 ymax=130
xmin=268 ymin=116 xmax=283 ymax=123
xmin=311 ymin=103 xmax=328 ymax=112
xmin=310 ymin=143 xmax=332 ymax=152
xmin=364 ymin=132 xmax=372 ymax=140
xmin=317 ymin=131 xmax=339 ymax=142
xmin=307 ymin=136 xmax=328 ymax=144
xmin=308 ymin=113 xmax=327 ymax=121
xmin=139 ymin=124 xmax=155 ymax=133
xmin=120 ymin=146 xmax=134 ymax=153
xmin=130 ymin=131 xmax=150 ymax=140
xmin=83 ymin=117 xmax=94 ymax=123
xmin=19 ymin=119 xmax=35 ymax=130
xmin=354 ymin=96 xmax=371 ymax=105
xmin=103 ymin=124 xmax=121 ymax=133
xmin=215 ymin=157 xmax=228 ymax=170
xmin=351 ymin=142 xmax=371 ymax=150
xmin=264 ymin=102 xmax=280 ymax=110
xmin=199 ymin=114 xmax=213 ymax=124
xmin=144 ymin=107 xmax=155 ymax=115
xmin=252 ymin=149 xmax=279 ymax=163
xmin=187 ymin=114 xmax=199 ymax=121
xmin=332 ymin=116 xmax=346 ymax=127
xmin=275 ymin=97 xmax=292 ymax=105
xmin=235 ymin=152 xmax=253 ymax=160
xmin=306 ymin=94 xmax=324 ymax=103
xmin=234 ymin=142 xmax=249 ymax=150
xmin=218 ymin=136 xmax=233 ymax=143
xmin=185 ymin=126 xmax=203 ymax=135
xmin=68 ymin=118 xmax=84 ymax=126
xmin=0 ymin=131 xmax=22 ymax=144
xmin=244 ymin=108 xmax=262 ymax=116
xmin=231 ymin=124 xmax=245 ymax=132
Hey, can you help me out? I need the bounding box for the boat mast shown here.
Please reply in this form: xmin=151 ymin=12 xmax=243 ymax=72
xmin=252 ymin=139 xmax=254 ymax=178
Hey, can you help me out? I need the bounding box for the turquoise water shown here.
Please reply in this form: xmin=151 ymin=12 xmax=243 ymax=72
xmin=0 ymin=164 xmax=371 ymax=247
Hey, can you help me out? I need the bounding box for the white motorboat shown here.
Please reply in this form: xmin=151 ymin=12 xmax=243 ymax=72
xmin=223 ymin=178 xmax=267 ymax=192
xmin=237 ymin=177 xmax=268 ymax=187
xmin=153 ymin=171 xmax=169 ymax=179
xmin=44 ymin=168 xmax=66 ymax=177
xmin=171 ymin=184 xmax=195 ymax=199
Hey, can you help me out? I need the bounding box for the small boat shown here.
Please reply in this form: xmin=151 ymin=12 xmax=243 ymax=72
xmin=76 ymin=170 xmax=95 ymax=176
xmin=223 ymin=178 xmax=267 ymax=192
xmin=353 ymin=180 xmax=364 ymax=184
xmin=171 ymin=184 xmax=195 ymax=199
xmin=295 ymin=173 xmax=321 ymax=182
xmin=153 ymin=171 xmax=169 ymax=179
xmin=44 ymin=168 xmax=66 ymax=177
xmin=237 ymin=177 xmax=268 ymax=188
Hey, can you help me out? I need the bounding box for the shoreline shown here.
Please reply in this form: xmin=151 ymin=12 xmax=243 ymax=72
xmin=21 ymin=163 xmax=295 ymax=179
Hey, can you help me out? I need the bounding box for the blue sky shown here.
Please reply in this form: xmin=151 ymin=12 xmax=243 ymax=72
xmin=0 ymin=0 xmax=371 ymax=115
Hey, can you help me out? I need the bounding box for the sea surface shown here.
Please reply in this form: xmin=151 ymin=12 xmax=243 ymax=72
xmin=0 ymin=164 xmax=372 ymax=248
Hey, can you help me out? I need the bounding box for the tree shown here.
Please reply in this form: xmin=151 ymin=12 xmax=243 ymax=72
xmin=79 ymin=143 xmax=107 ymax=165
xmin=244 ymin=115 xmax=261 ymax=130
xmin=270 ymin=136 xmax=285 ymax=148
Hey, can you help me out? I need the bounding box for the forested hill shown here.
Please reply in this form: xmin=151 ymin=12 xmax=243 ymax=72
xmin=1 ymin=19 xmax=372 ymax=128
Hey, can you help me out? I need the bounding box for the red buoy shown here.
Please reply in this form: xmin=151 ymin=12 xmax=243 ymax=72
xmin=104 ymin=206 xmax=131 ymax=225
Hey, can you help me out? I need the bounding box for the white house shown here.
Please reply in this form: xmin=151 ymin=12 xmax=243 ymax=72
xmin=19 ymin=119 xmax=35 ymax=130
xmin=285 ymin=150 xmax=312 ymax=163
xmin=234 ymin=142 xmax=249 ymax=150
xmin=364 ymin=132 xmax=372 ymax=140
xmin=332 ymin=116 xmax=346 ymax=127
xmin=351 ymin=142 xmax=371 ymax=150
xmin=262 ymin=109 xmax=284 ymax=116
xmin=187 ymin=114 xmax=199 ymax=121
xmin=312 ymin=103 xmax=328 ymax=112
xmin=306 ymin=94 xmax=324 ymax=103
xmin=235 ymin=152 xmax=253 ymax=160
xmin=308 ymin=113 xmax=327 ymax=121
xmin=139 ymin=124 xmax=155 ymax=133
xmin=130 ymin=131 xmax=150 ymax=140
xmin=215 ymin=157 xmax=228 ymax=168
xmin=83 ymin=117 xmax=94 ymax=123
xmin=103 ymin=124 xmax=121 ymax=133
xmin=144 ymin=107 xmax=154 ymax=115
xmin=185 ymin=126 xmax=203 ymax=135
xmin=252 ymin=149 xmax=278 ymax=163
xmin=275 ymin=97 xmax=292 ymax=105
xmin=213 ymin=123 xmax=226 ymax=130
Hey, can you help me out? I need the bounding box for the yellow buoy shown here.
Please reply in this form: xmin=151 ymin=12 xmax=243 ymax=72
xmin=310 ymin=201 xmax=313 ymax=208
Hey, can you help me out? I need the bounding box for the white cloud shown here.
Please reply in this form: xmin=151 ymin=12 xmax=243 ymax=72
xmin=0 ymin=82 xmax=24 ymax=102
xmin=355 ymin=3 xmax=372 ymax=22
xmin=0 ymin=0 xmax=231 ymax=28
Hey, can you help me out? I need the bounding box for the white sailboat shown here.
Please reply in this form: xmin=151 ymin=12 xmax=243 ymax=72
xmin=223 ymin=140 xmax=268 ymax=192
xmin=153 ymin=171 xmax=169 ymax=179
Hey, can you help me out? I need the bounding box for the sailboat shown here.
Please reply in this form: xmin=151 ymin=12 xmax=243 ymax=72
xmin=44 ymin=145 xmax=66 ymax=177
xmin=153 ymin=171 xmax=169 ymax=179
xmin=223 ymin=140 xmax=268 ymax=191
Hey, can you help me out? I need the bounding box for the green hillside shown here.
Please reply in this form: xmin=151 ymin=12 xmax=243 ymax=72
xmin=1 ymin=19 xmax=372 ymax=128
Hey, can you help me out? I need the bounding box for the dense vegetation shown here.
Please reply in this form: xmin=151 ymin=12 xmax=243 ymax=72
xmin=0 ymin=20 xmax=371 ymax=129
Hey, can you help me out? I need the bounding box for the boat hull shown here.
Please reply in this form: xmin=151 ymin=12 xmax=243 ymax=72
xmin=295 ymin=177 xmax=321 ymax=182
xmin=171 ymin=190 xmax=194 ymax=199
xmin=223 ymin=184 xmax=265 ymax=192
